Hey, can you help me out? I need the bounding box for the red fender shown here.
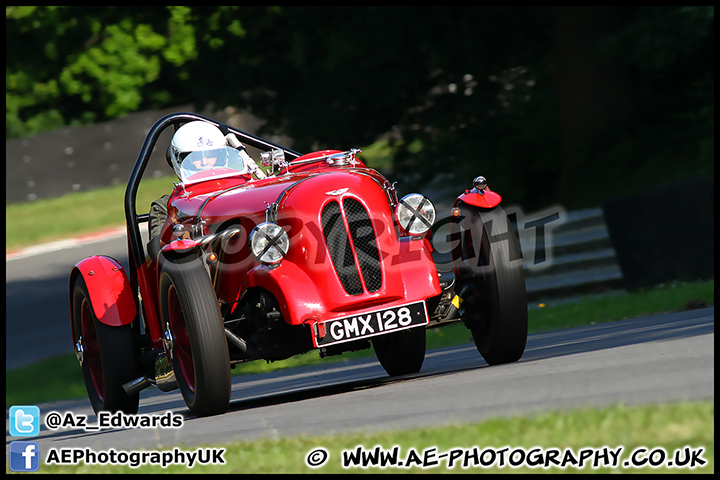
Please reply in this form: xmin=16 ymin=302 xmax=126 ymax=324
xmin=454 ymin=188 xmax=502 ymax=209
xmin=70 ymin=255 xmax=136 ymax=327
xmin=245 ymin=262 xmax=323 ymax=326
xmin=395 ymin=236 xmax=442 ymax=300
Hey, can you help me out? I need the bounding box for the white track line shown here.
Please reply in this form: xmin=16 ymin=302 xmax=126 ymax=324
xmin=6 ymin=224 xmax=148 ymax=261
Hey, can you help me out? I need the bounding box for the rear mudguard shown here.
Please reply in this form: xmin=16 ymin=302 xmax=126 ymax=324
xmin=69 ymin=255 xmax=136 ymax=328
xmin=454 ymin=188 xmax=502 ymax=209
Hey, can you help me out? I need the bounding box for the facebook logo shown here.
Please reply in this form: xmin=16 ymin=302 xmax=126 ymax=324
xmin=9 ymin=405 xmax=40 ymax=436
xmin=9 ymin=441 xmax=41 ymax=472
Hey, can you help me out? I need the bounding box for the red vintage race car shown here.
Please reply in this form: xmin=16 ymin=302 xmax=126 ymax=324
xmin=69 ymin=112 xmax=527 ymax=417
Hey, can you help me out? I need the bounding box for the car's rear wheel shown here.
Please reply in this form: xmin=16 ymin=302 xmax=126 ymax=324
xmin=159 ymin=254 xmax=231 ymax=417
xmin=71 ymin=275 xmax=140 ymax=414
xmin=453 ymin=204 xmax=528 ymax=365
xmin=372 ymin=327 xmax=426 ymax=376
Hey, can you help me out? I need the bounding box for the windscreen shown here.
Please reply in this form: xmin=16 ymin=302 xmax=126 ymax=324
xmin=179 ymin=147 xmax=248 ymax=184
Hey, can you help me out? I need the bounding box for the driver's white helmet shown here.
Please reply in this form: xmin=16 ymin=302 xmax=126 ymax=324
xmin=169 ymin=121 xmax=227 ymax=179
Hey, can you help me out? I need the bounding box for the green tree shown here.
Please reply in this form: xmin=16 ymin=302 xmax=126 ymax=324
xmin=6 ymin=6 xmax=713 ymax=209
xmin=6 ymin=6 xmax=198 ymax=137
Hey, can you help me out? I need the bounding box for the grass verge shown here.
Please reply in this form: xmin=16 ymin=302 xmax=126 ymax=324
xmin=5 ymin=175 xmax=176 ymax=252
xmin=5 ymin=279 xmax=713 ymax=406
xmin=29 ymin=400 xmax=714 ymax=473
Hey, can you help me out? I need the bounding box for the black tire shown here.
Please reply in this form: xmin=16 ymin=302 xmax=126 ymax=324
xmin=71 ymin=275 xmax=141 ymax=414
xmin=453 ymin=204 xmax=528 ymax=365
xmin=159 ymin=254 xmax=231 ymax=417
xmin=372 ymin=327 xmax=426 ymax=376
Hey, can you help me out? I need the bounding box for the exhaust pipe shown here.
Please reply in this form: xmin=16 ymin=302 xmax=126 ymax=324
xmin=121 ymin=351 xmax=180 ymax=395
xmin=122 ymin=376 xmax=152 ymax=396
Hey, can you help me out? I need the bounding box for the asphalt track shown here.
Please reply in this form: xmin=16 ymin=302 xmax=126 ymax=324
xmin=5 ymin=232 xmax=715 ymax=457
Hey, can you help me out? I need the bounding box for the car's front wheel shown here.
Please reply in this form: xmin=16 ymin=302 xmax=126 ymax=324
xmin=372 ymin=327 xmax=426 ymax=376
xmin=159 ymin=254 xmax=231 ymax=417
xmin=453 ymin=204 xmax=528 ymax=366
xmin=71 ymin=275 xmax=141 ymax=414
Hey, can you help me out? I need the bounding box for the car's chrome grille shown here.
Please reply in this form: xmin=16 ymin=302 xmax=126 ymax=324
xmin=343 ymin=198 xmax=382 ymax=292
xmin=321 ymin=199 xmax=383 ymax=295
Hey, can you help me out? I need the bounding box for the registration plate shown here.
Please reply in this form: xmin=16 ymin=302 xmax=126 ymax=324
xmin=314 ymin=301 xmax=428 ymax=347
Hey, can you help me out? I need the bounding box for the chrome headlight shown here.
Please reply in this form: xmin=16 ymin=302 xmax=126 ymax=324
xmin=396 ymin=193 xmax=436 ymax=235
xmin=249 ymin=222 xmax=289 ymax=264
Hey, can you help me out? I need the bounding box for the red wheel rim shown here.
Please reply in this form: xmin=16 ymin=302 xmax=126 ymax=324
xmin=167 ymin=285 xmax=195 ymax=392
xmin=80 ymin=298 xmax=103 ymax=400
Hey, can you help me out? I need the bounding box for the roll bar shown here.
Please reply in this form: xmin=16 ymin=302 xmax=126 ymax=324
xmin=123 ymin=112 xmax=302 ymax=284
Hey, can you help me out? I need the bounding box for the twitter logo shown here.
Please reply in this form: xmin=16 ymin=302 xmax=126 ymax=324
xmin=9 ymin=405 xmax=40 ymax=437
